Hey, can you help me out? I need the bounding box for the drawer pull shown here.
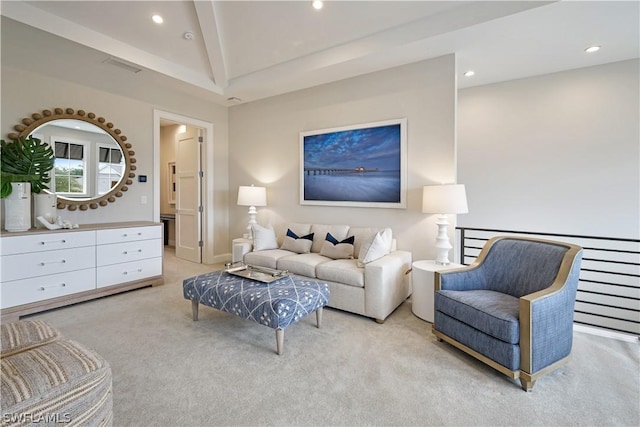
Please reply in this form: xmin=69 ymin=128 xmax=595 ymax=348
xmin=122 ymin=232 xmax=143 ymax=237
xmin=123 ymin=249 xmax=143 ymax=255
xmin=123 ymin=269 xmax=143 ymax=275
xmin=39 ymin=259 xmax=67 ymax=266
xmin=39 ymin=239 xmax=67 ymax=245
xmin=38 ymin=283 xmax=67 ymax=291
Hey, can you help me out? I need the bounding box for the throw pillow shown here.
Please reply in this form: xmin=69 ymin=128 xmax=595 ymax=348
xmin=357 ymin=228 xmax=392 ymax=267
xmin=320 ymin=233 xmax=355 ymax=259
xmin=251 ymin=224 xmax=278 ymax=251
xmin=281 ymin=229 xmax=314 ymax=254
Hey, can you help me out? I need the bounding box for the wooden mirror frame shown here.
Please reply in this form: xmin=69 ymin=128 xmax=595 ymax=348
xmin=8 ymin=107 xmax=136 ymax=211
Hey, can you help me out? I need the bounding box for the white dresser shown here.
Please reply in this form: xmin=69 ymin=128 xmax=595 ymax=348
xmin=0 ymin=221 xmax=163 ymax=322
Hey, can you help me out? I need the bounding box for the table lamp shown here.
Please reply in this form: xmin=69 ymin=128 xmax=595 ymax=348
xmin=422 ymin=184 xmax=468 ymax=265
xmin=237 ymin=185 xmax=267 ymax=239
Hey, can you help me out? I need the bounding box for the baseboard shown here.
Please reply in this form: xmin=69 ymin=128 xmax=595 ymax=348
xmin=573 ymin=324 xmax=638 ymax=343
xmin=210 ymin=253 xmax=232 ymax=265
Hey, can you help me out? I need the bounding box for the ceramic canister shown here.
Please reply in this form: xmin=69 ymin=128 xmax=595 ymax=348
xmin=4 ymin=182 xmax=31 ymax=232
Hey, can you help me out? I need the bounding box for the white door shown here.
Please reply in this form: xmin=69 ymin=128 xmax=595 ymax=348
xmin=175 ymin=126 xmax=202 ymax=263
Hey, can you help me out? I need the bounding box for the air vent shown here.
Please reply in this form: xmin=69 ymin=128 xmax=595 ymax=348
xmin=103 ymin=57 xmax=142 ymax=74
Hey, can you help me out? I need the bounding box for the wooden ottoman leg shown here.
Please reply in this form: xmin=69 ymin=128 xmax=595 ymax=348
xmin=276 ymin=329 xmax=284 ymax=355
xmin=191 ymin=301 xmax=199 ymax=321
xmin=316 ymin=307 xmax=323 ymax=329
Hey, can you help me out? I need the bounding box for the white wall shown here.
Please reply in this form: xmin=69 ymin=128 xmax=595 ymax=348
xmin=1 ymin=65 xmax=231 ymax=258
xmin=229 ymin=55 xmax=457 ymax=261
xmin=458 ymin=59 xmax=640 ymax=239
xmin=159 ymin=125 xmax=178 ymax=217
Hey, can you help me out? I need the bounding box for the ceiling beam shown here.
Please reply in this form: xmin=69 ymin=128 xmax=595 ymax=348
xmin=193 ymin=0 xmax=228 ymax=89
xmin=1 ymin=1 xmax=224 ymax=95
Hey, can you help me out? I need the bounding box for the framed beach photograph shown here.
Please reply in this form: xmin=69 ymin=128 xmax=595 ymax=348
xmin=300 ymin=118 xmax=407 ymax=208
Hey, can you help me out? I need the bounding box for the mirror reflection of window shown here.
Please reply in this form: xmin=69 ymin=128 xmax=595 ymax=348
xmin=54 ymin=140 xmax=87 ymax=196
xmin=98 ymin=146 xmax=124 ymax=194
xmin=14 ymin=110 xmax=135 ymax=211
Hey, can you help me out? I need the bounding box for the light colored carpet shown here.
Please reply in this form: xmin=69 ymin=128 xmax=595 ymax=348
xmin=27 ymin=248 xmax=639 ymax=427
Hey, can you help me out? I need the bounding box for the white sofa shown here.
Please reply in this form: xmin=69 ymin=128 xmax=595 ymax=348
xmin=237 ymin=222 xmax=412 ymax=323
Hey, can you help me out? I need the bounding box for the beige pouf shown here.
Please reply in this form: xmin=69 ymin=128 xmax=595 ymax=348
xmin=1 ymin=320 xmax=112 ymax=426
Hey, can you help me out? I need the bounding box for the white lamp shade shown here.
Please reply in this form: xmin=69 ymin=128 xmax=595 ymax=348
xmin=237 ymin=185 xmax=267 ymax=207
xmin=422 ymin=184 xmax=468 ymax=214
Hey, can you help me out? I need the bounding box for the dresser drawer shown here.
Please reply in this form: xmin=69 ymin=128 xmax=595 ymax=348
xmin=97 ymin=225 xmax=162 ymax=245
xmin=0 ymin=268 xmax=96 ymax=309
xmin=96 ymin=257 xmax=162 ymax=288
xmin=1 ymin=247 xmax=96 ymax=282
xmin=0 ymin=230 xmax=95 ymax=255
xmin=97 ymin=239 xmax=162 ymax=267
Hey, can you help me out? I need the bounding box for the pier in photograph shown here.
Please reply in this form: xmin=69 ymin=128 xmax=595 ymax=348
xmin=304 ymin=166 xmax=379 ymax=175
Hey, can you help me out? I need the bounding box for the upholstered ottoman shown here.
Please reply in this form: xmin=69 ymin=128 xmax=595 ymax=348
xmin=183 ymin=271 xmax=330 ymax=355
xmin=1 ymin=320 xmax=112 ymax=426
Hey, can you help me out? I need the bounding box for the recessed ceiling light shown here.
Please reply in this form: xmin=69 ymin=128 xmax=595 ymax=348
xmin=585 ymin=45 xmax=601 ymax=53
xmin=312 ymin=1 xmax=323 ymax=10
xmin=152 ymin=14 xmax=163 ymax=24
xmin=464 ymin=70 xmax=475 ymax=77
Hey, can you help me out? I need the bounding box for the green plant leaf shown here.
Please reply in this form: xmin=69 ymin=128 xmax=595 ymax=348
xmin=0 ymin=136 xmax=55 ymax=197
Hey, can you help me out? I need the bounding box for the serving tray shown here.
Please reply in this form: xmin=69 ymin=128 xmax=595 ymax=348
xmin=224 ymin=263 xmax=290 ymax=283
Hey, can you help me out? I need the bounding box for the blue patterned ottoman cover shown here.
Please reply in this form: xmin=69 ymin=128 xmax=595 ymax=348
xmin=183 ymin=271 xmax=330 ymax=330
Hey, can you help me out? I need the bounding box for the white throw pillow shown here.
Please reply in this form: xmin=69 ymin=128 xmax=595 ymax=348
xmin=281 ymin=236 xmax=313 ymax=253
xmin=320 ymin=232 xmax=355 ymax=259
xmin=357 ymin=228 xmax=392 ymax=267
xmin=251 ymin=224 xmax=278 ymax=251
xmin=280 ymin=229 xmax=314 ymax=254
xmin=320 ymin=241 xmax=354 ymax=259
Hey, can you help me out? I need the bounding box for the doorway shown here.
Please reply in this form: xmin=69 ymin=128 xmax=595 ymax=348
xmin=153 ymin=110 xmax=214 ymax=264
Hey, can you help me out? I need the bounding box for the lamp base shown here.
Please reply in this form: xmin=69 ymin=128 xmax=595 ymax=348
xmin=246 ymin=205 xmax=257 ymax=240
xmin=434 ymin=214 xmax=453 ymax=265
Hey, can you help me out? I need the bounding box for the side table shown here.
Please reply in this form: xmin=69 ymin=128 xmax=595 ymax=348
xmin=232 ymin=238 xmax=252 ymax=263
xmin=412 ymin=260 xmax=463 ymax=322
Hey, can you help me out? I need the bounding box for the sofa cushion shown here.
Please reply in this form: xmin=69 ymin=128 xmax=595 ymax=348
xmin=281 ymin=229 xmax=314 ymax=253
xmin=316 ymin=259 xmax=364 ymax=288
xmin=1 ymin=320 xmax=61 ymax=358
xmin=357 ymin=228 xmax=393 ymax=267
xmin=310 ymin=224 xmax=350 ymax=253
xmin=277 ymin=253 xmax=330 ymax=278
xmin=251 ymin=224 xmax=278 ymax=251
xmin=244 ymin=249 xmax=295 ymax=269
xmin=435 ymin=289 xmax=520 ymax=344
xmin=320 ymin=234 xmax=355 ymax=259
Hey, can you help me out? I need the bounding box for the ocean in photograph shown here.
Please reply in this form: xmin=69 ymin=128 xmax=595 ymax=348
xmin=304 ymin=170 xmax=400 ymax=202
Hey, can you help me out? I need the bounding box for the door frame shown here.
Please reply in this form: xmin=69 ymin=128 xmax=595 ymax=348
xmin=153 ymin=110 xmax=215 ymax=264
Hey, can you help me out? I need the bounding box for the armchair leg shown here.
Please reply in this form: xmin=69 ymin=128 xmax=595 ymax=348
xmin=520 ymin=378 xmax=536 ymax=392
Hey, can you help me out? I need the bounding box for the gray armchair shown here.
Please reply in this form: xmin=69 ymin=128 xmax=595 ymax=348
xmin=432 ymin=236 xmax=583 ymax=391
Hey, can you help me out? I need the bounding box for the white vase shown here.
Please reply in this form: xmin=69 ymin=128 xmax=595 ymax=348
xmin=33 ymin=192 xmax=58 ymax=228
xmin=4 ymin=182 xmax=31 ymax=232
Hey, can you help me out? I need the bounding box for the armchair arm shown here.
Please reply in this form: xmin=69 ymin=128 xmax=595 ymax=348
xmin=436 ymin=264 xmax=488 ymax=292
xmin=520 ymin=248 xmax=583 ymax=375
xmin=364 ymin=250 xmax=412 ymax=321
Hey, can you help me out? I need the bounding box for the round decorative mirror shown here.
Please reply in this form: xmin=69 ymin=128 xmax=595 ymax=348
xmin=7 ymin=107 xmax=136 ymax=211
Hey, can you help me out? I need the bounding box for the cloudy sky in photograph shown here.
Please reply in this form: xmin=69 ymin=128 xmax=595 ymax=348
xmin=303 ymin=123 xmax=401 ymax=171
